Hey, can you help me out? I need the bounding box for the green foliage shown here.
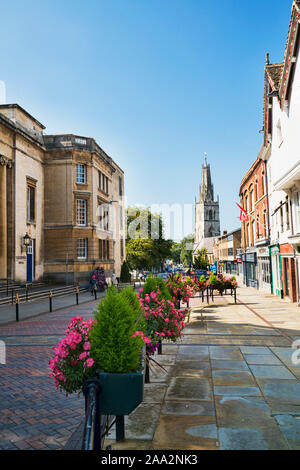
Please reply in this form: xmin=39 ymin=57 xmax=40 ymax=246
xmin=193 ymin=248 xmax=208 ymax=270
xmin=209 ymin=272 xmax=218 ymax=285
xmin=120 ymin=260 xmax=131 ymax=283
xmin=180 ymin=235 xmax=194 ymax=265
xmin=141 ymin=275 xmax=172 ymax=301
xmin=170 ymin=242 xmax=181 ymax=264
xmin=200 ymin=275 xmax=207 ymax=282
xmin=90 ymin=287 xmax=144 ymax=373
xmin=126 ymin=207 xmax=172 ymax=271
xmin=119 ymin=287 xmax=146 ymax=333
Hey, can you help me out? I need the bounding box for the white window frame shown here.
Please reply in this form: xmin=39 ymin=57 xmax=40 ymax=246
xmin=76 ymin=164 xmax=87 ymax=184
xmin=77 ymin=199 xmax=87 ymax=226
xmin=77 ymin=238 xmax=87 ymax=260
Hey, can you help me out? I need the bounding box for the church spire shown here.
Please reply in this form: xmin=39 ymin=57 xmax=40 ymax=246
xmin=200 ymin=154 xmax=214 ymax=202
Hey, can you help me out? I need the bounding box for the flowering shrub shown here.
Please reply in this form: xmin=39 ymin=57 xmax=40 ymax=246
xmin=166 ymin=274 xmax=193 ymax=304
xmin=138 ymin=290 xmax=187 ymax=348
xmin=49 ymin=316 xmax=96 ymax=395
xmin=193 ymin=275 xmax=208 ymax=294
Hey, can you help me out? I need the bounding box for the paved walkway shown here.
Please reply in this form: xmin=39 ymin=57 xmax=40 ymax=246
xmin=105 ymin=287 xmax=300 ymax=450
xmin=1 ymin=286 xmax=300 ymax=450
xmin=0 ymin=290 xmax=100 ymax=326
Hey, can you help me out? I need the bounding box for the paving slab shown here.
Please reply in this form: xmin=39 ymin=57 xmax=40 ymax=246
xmin=249 ymin=365 xmax=296 ymax=380
xmin=243 ymin=354 xmax=283 ymax=365
xmin=172 ymin=361 xmax=211 ymax=378
xmin=165 ymin=377 xmax=213 ymax=401
xmin=209 ymin=346 xmax=243 ymax=361
xmin=212 ymin=370 xmax=256 ymax=387
xmin=213 ymin=386 xmax=262 ymax=397
xmin=211 ymin=360 xmax=250 ymax=371
xmin=177 ymin=345 xmax=209 ymax=362
xmin=274 ymin=414 xmax=300 ymax=450
xmin=153 ymin=415 xmax=219 ymax=450
xmin=161 ymin=401 xmax=215 ymax=416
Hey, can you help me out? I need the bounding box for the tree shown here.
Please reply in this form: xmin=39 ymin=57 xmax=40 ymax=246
xmin=170 ymin=242 xmax=181 ymax=264
xmin=193 ymin=248 xmax=208 ymax=270
xmin=126 ymin=207 xmax=172 ymax=271
xmin=120 ymin=260 xmax=131 ymax=283
xmin=180 ymin=235 xmax=194 ymax=265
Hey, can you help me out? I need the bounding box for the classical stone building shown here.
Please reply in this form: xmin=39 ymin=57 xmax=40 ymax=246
xmin=0 ymin=104 xmax=125 ymax=285
xmin=0 ymin=104 xmax=45 ymax=283
xmin=193 ymin=158 xmax=220 ymax=260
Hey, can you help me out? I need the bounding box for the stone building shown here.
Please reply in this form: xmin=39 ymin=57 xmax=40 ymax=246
xmin=0 ymin=104 xmax=125 ymax=285
xmin=193 ymin=158 xmax=220 ymax=260
xmin=0 ymin=104 xmax=45 ymax=283
xmin=214 ymin=229 xmax=242 ymax=277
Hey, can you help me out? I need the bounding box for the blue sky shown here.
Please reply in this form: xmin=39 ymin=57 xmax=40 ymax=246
xmin=0 ymin=0 xmax=293 ymax=239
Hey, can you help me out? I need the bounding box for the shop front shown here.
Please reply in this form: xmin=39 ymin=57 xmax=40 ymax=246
xmin=270 ymin=245 xmax=283 ymax=299
xmin=257 ymin=247 xmax=271 ymax=293
xmin=280 ymin=243 xmax=297 ymax=302
xmin=242 ymin=252 xmax=258 ymax=289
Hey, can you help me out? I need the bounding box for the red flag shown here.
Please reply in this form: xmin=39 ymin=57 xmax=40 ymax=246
xmin=236 ymin=203 xmax=249 ymax=222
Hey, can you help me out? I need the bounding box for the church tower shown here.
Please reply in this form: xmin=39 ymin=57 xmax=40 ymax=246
xmin=194 ymin=157 xmax=220 ymax=251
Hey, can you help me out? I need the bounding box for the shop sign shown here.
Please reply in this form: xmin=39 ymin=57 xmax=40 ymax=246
xmin=271 ymin=246 xmax=280 ymax=255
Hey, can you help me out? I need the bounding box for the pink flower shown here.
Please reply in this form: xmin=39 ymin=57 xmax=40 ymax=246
xmin=79 ymin=352 xmax=88 ymax=360
xmin=85 ymin=358 xmax=94 ymax=368
xmin=83 ymin=342 xmax=91 ymax=351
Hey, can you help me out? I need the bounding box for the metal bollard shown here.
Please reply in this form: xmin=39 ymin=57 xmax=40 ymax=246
xmin=234 ymin=288 xmax=237 ymax=304
xmin=11 ymin=288 xmax=14 ymax=305
xmin=206 ymin=287 xmax=209 ymax=304
xmin=94 ymin=284 xmax=97 ymax=300
xmin=145 ymin=359 xmax=150 ymax=384
xmin=76 ymin=286 xmax=79 ymax=305
xmin=49 ymin=291 xmax=53 ymax=312
xmin=116 ymin=415 xmax=125 ymax=442
xmin=15 ymin=293 xmax=19 ymax=322
xmin=158 ymin=340 xmax=162 ymax=355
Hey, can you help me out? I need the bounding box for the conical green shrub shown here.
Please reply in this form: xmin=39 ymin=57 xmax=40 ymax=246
xmin=90 ymin=287 xmax=143 ymax=373
xmin=119 ymin=286 xmax=146 ymax=333
xmin=120 ymin=261 xmax=131 ymax=283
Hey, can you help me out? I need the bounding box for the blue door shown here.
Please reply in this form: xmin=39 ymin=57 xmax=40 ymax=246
xmin=26 ymin=241 xmax=34 ymax=282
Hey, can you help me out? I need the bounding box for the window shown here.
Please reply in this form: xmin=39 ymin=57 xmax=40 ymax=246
xmin=120 ymin=207 xmax=123 ymax=230
xmin=286 ymin=197 xmax=290 ymax=231
xmin=76 ymin=164 xmax=86 ymax=184
xmin=251 ymin=220 xmax=255 ymax=245
xmin=98 ymin=171 xmax=109 ymax=194
xmin=77 ymin=238 xmax=87 ymax=259
xmin=120 ymin=238 xmax=124 ymax=258
xmin=27 ymin=184 xmax=35 ymax=222
xmin=228 ymin=248 xmax=233 ymax=257
xmin=255 ymin=180 xmax=259 ymax=201
xmin=256 ymin=217 xmax=260 ymax=239
xmin=77 ymin=200 xmax=87 ymax=226
xmin=119 ymin=176 xmax=123 ymax=197
xmin=250 ymin=190 xmax=254 ymax=212
xmin=98 ymin=204 xmax=109 ymax=231
xmin=262 ymin=172 xmax=265 ymax=196
xmin=280 ymin=203 xmax=284 ymax=232
xmin=99 ymin=239 xmax=110 ymax=260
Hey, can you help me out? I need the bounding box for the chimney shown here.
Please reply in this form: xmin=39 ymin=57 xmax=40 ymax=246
xmin=266 ymin=53 xmax=269 ymax=66
xmin=223 ymin=230 xmax=227 ymax=236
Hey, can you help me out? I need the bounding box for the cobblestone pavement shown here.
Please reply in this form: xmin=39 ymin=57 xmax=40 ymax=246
xmin=0 ymin=300 xmax=98 ymax=450
xmin=2 ymin=286 xmax=300 ymax=450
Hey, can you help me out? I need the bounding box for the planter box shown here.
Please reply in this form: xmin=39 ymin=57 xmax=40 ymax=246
xmin=98 ymin=371 xmax=144 ymax=415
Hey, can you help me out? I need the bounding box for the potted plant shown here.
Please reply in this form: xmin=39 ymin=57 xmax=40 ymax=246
xmin=90 ymin=287 xmax=145 ymax=415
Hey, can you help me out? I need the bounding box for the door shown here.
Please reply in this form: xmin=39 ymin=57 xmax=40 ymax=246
xmin=26 ymin=240 xmax=34 ymax=282
xmin=284 ymin=258 xmax=290 ymax=298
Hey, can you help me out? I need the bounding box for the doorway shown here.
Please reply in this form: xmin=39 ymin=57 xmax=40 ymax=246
xmin=26 ymin=239 xmax=35 ymax=282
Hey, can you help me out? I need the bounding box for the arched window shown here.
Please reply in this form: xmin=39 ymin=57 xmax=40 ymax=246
xmin=209 ymin=210 xmax=213 ymax=220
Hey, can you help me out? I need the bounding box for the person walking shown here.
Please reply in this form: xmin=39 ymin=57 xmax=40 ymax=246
xmin=90 ymin=274 xmax=96 ymax=295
